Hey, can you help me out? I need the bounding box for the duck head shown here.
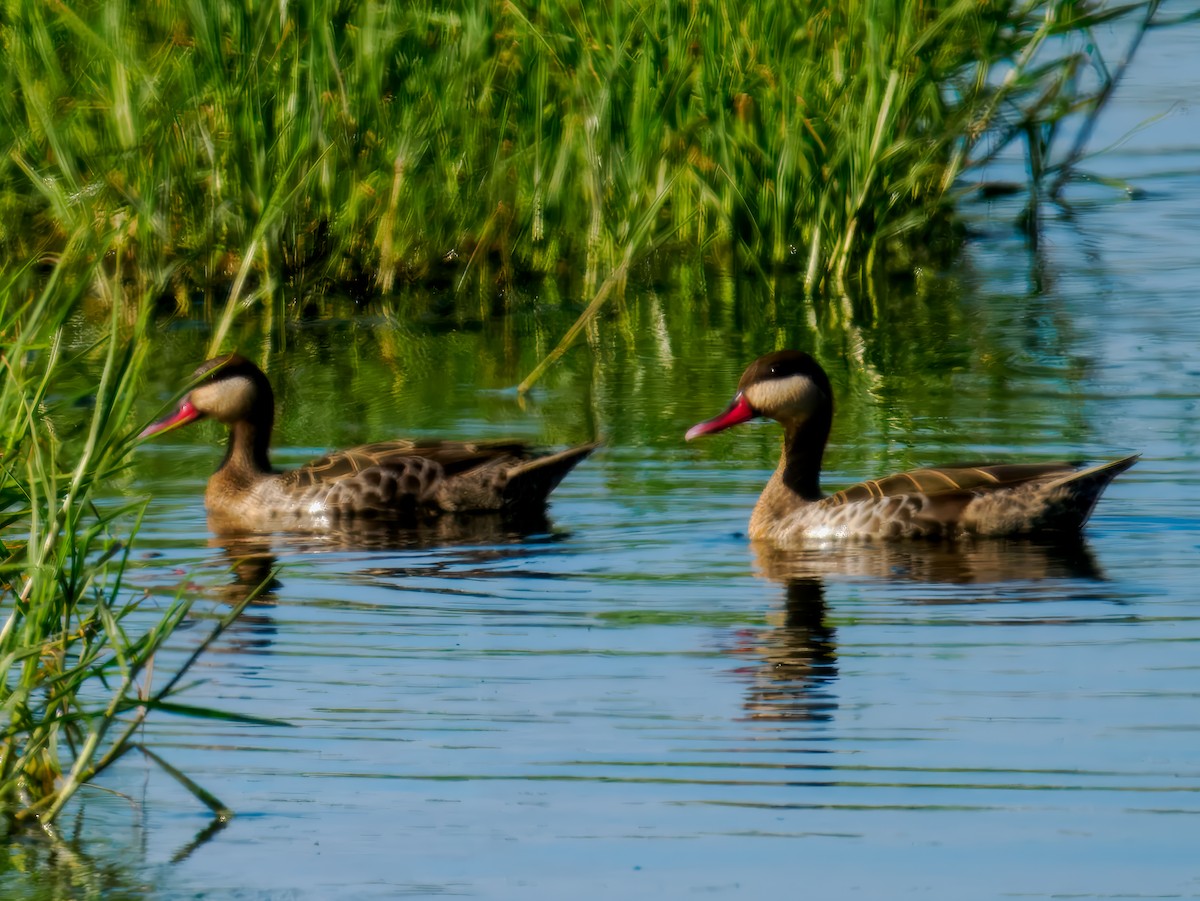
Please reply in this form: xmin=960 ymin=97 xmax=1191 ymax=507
xmin=685 ymin=350 xmax=833 ymax=440
xmin=140 ymin=353 xmax=275 ymax=439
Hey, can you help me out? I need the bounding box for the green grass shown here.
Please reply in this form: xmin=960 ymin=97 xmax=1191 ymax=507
xmin=0 ymin=245 xmax=273 ymax=834
xmin=0 ymin=0 xmax=1180 ymax=321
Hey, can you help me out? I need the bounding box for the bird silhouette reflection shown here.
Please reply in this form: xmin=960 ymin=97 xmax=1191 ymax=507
xmin=736 ymin=537 xmax=1106 ymax=723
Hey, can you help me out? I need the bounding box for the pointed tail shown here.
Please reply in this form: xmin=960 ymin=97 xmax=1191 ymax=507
xmin=1047 ymin=453 xmax=1139 ymax=492
xmin=503 ymin=442 xmax=599 ymax=511
xmin=1044 ymin=453 xmax=1139 ymax=531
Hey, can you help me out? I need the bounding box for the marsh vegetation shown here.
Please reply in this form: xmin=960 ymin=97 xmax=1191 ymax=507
xmin=3 ymin=0 xmax=1180 ymax=309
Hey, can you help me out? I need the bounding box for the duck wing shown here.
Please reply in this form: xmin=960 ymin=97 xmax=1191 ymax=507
xmin=822 ymin=462 xmax=1076 ymax=507
xmin=278 ymin=439 xmax=597 ymax=517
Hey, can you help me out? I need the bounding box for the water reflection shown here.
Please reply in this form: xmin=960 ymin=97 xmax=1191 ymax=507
xmin=214 ymin=538 xmax=282 ymax=602
xmin=208 ymin=509 xmax=555 ymax=550
xmin=206 ymin=538 xmax=281 ymax=654
xmin=203 ymin=512 xmax=571 ymax=640
xmin=0 ymin=775 xmax=230 ymax=898
xmin=752 ymin=536 xmax=1103 ymax=586
xmin=0 ymin=830 xmax=137 ymax=900
xmin=738 ymin=537 xmax=1110 ymax=724
xmin=737 ymin=576 xmax=839 ymax=723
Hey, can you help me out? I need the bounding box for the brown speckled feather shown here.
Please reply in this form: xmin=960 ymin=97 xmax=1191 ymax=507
xmin=287 ymin=439 xmax=537 ymax=482
xmin=270 ymin=439 xmax=598 ymax=521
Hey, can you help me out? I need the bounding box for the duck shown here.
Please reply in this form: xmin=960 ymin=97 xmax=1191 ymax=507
xmin=685 ymin=349 xmax=1137 ymax=543
xmin=140 ymin=353 xmax=597 ymax=533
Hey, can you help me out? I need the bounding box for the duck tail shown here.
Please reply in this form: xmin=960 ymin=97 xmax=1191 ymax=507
xmin=1043 ymin=453 xmax=1139 ymax=531
xmin=504 ymin=442 xmax=599 ymax=510
xmin=1048 ymin=454 xmax=1139 ymax=492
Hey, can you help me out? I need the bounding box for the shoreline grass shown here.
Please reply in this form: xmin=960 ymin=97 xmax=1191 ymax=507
xmin=1 ymin=0 xmax=1182 ymax=316
xmin=0 ymin=247 xmax=274 ymax=835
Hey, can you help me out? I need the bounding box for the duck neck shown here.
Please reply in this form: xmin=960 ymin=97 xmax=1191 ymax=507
xmin=777 ymin=411 xmax=830 ymax=501
xmin=219 ymin=415 xmax=274 ymax=482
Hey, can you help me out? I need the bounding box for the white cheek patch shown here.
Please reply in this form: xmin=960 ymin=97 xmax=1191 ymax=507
xmin=191 ymin=375 xmax=256 ymax=422
xmin=744 ymin=375 xmax=822 ymax=420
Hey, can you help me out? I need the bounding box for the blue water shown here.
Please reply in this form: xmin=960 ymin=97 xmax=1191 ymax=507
xmin=17 ymin=19 xmax=1200 ymax=901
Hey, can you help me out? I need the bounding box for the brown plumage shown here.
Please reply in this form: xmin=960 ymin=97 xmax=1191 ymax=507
xmin=686 ymin=349 xmax=1137 ymax=543
xmin=140 ymin=354 xmax=596 ymax=533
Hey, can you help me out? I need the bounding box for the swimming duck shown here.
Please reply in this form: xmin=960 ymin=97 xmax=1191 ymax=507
xmin=685 ymin=349 xmax=1137 ymax=542
xmin=140 ymin=354 xmax=596 ymax=533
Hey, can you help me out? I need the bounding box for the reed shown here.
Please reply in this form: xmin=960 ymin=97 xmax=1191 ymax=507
xmin=0 ymin=0 xmax=1176 ymax=315
xmin=0 ymin=245 xmax=272 ymax=834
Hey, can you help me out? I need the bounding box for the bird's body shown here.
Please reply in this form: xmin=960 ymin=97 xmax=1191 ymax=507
xmin=141 ymin=354 xmax=595 ymax=534
xmin=687 ymin=350 xmax=1136 ymax=543
xmin=748 ymin=456 xmax=1137 ymax=543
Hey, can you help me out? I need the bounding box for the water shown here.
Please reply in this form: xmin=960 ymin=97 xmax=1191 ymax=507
xmin=9 ymin=21 xmax=1200 ymax=901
